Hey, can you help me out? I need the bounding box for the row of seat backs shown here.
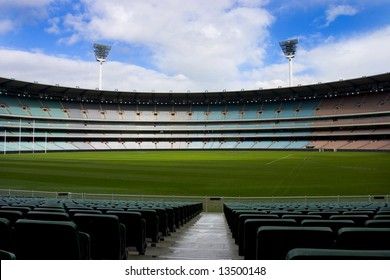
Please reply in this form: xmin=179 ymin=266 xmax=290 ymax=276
xmin=223 ymin=203 xmax=390 ymax=228
xmin=229 ymin=210 xmax=390 ymax=240
xmin=241 ymin=217 xmax=390 ymax=260
xmin=236 ymin=213 xmax=390 ymax=249
xmin=0 ymin=202 xmax=203 ymax=236
xmin=0 ymin=203 xmax=203 ymax=259
xmin=0 ymin=200 xmax=203 ymax=228
xmin=0 ymin=207 xmax=162 ymax=243
xmin=286 ymin=248 xmax=390 ymax=260
xmin=226 ymin=208 xmax=390 ymax=240
xmin=253 ymin=226 xmax=390 ymax=260
xmin=0 ymin=209 xmax=145 ymax=256
xmin=0 ymin=214 xmax=127 ymax=260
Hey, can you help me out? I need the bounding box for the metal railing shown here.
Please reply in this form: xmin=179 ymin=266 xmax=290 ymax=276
xmin=0 ymin=188 xmax=388 ymax=212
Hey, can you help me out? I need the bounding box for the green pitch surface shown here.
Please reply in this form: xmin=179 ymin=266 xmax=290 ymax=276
xmin=0 ymin=151 xmax=389 ymax=197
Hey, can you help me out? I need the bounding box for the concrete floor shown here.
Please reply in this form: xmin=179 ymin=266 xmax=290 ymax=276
xmin=127 ymin=212 xmax=243 ymax=260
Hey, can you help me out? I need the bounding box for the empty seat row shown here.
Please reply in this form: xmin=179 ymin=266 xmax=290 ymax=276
xmin=256 ymin=226 xmax=390 ymax=260
xmin=224 ymin=203 xmax=390 ymax=260
xmin=0 ymin=197 xmax=203 ymax=260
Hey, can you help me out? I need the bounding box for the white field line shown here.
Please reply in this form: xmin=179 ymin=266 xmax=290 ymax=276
xmin=265 ymin=154 xmax=292 ymax=165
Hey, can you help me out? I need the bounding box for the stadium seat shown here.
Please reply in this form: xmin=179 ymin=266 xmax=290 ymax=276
xmin=373 ymin=214 xmax=390 ymax=220
xmin=128 ymin=209 xmax=160 ymax=245
xmin=336 ymin=227 xmax=390 ymax=250
xmin=154 ymin=207 xmax=169 ymax=237
xmin=330 ymin=214 xmax=369 ymax=226
xmin=281 ymin=214 xmax=322 ymax=223
xmin=73 ymin=213 xmax=127 ymax=260
xmin=343 ymin=211 xmax=375 ymax=219
xmin=165 ymin=207 xmax=176 ymax=233
xmin=67 ymin=209 xmax=103 ymax=217
xmin=26 ymin=211 xmax=70 ymax=221
xmin=0 ymin=210 xmax=24 ymax=226
xmin=0 ymin=206 xmax=31 ymax=216
xmin=243 ymin=219 xmax=297 ymax=259
xmin=0 ymin=249 xmax=16 ymax=260
xmin=286 ymin=248 xmax=390 ymax=260
xmin=33 ymin=207 xmax=67 ymax=212
xmin=236 ymin=214 xmax=279 ymax=244
xmin=364 ymin=219 xmax=390 ymax=228
xmin=256 ymin=226 xmax=334 ymax=260
xmin=308 ymin=211 xmax=340 ymax=219
xmin=0 ymin=218 xmax=14 ymax=253
xmin=14 ymin=219 xmax=90 ymax=260
xmin=230 ymin=210 xmax=263 ymax=235
xmin=106 ymin=210 xmax=147 ymax=255
xmin=301 ymin=219 xmax=356 ymax=232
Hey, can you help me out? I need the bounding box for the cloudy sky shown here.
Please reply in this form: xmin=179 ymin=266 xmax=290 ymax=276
xmin=0 ymin=0 xmax=390 ymax=92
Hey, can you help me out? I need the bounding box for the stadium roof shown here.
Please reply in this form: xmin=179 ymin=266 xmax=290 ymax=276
xmin=1 ymin=73 xmax=389 ymax=105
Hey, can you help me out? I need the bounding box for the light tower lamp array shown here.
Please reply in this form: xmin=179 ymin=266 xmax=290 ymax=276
xmin=279 ymin=38 xmax=299 ymax=87
xmin=93 ymin=43 xmax=112 ymax=90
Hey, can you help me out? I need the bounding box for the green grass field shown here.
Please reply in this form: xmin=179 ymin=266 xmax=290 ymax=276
xmin=0 ymin=150 xmax=389 ymax=197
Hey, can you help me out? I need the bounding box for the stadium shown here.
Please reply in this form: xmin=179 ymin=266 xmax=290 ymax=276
xmin=1 ymin=2 xmax=390 ymax=263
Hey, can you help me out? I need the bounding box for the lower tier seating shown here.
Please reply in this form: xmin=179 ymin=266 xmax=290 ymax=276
xmin=0 ymin=196 xmax=202 ymax=260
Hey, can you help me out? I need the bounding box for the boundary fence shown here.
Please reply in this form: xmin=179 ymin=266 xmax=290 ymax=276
xmin=0 ymin=188 xmax=388 ymax=212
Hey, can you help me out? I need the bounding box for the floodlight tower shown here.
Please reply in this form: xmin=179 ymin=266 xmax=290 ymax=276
xmin=93 ymin=43 xmax=112 ymax=90
xmin=279 ymin=38 xmax=298 ymax=87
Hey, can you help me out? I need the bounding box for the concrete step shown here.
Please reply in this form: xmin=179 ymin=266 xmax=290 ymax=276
xmin=127 ymin=212 xmax=242 ymax=260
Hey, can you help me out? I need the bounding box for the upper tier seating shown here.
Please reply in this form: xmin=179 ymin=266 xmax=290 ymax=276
xmin=1 ymin=86 xmax=389 ymax=151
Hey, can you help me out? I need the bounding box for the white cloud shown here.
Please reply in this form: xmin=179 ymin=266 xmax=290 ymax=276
xmin=1 ymin=24 xmax=390 ymax=92
xmin=0 ymin=0 xmax=53 ymax=7
xmin=1 ymin=1 xmax=389 ymax=93
xmin=0 ymin=0 xmax=58 ymax=34
xmin=59 ymin=0 xmax=274 ymax=89
xmin=0 ymin=48 xmax=195 ymax=92
xmin=324 ymin=5 xmax=358 ymax=26
xmin=0 ymin=20 xmax=13 ymax=35
xmin=294 ymin=25 xmax=390 ymax=84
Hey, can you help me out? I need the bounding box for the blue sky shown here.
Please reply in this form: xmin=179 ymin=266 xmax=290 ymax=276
xmin=1 ymin=0 xmax=390 ymax=92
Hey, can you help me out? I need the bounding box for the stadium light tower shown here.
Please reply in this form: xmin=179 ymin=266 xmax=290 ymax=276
xmin=279 ymin=38 xmax=298 ymax=87
xmin=93 ymin=43 xmax=112 ymax=90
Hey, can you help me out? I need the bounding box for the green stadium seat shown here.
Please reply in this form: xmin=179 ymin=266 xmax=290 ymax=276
xmin=33 ymin=207 xmax=66 ymax=212
xmin=165 ymin=207 xmax=176 ymax=233
xmin=154 ymin=208 xmax=169 ymax=237
xmin=0 ymin=218 xmax=14 ymax=253
xmin=236 ymin=214 xmax=279 ymax=244
xmin=308 ymin=211 xmax=340 ymax=219
xmin=128 ymin=209 xmax=160 ymax=245
xmin=336 ymin=227 xmax=390 ymax=250
xmin=243 ymin=219 xmax=297 ymax=259
xmin=301 ymin=219 xmax=356 ymax=232
xmin=73 ymin=213 xmax=126 ymax=260
xmin=286 ymin=248 xmax=390 ymax=260
xmin=106 ymin=210 xmax=147 ymax=255
xmin=14 ymin=219 xmax=90 ymax=260
xmin=256 ymin=226 xmax=334 ymax=260
xmin=26 ymin=211 xmax=70 ymax=221
xmin=330 ymin=214 xmax=369 ymax=226
xmin=282 ymin=214 xmax=322 ymax=223
xmin=67 ymin=209 xmax=103 ymax=217
xmin=343 ymin=211 xmax=375 ymax=219
xmin=373 ymin=214 xmax=390 ymax=220
xmin=0 ymin=210 xmax=24 ymax=226
xmin=1 ymin=206 xmax=31 ymax=216
xmin=364 ymin=219 xmax=390 ymax=227
xmin=0 ymin=249 xmax=16 ymax=260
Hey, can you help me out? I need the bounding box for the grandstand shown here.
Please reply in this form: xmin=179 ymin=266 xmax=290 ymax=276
xmin=1 ymin=74 xmax=390 ymax=260
xmin=1 ymin=73 xmax=390 ymax=153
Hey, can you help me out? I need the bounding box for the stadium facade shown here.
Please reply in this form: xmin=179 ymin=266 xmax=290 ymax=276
xmin=1 ymin=73 xmax=390 ymax=153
